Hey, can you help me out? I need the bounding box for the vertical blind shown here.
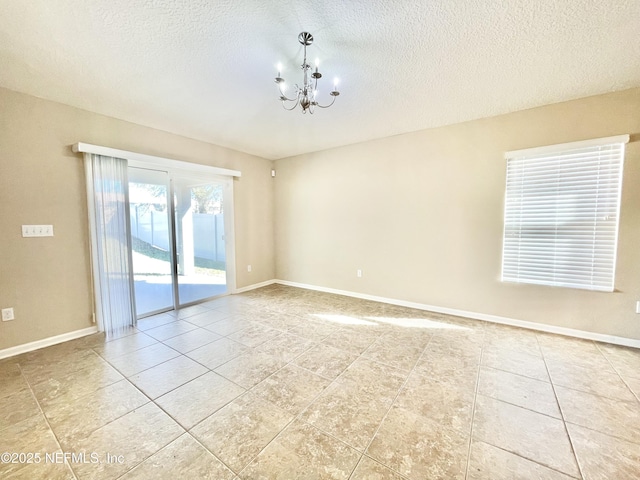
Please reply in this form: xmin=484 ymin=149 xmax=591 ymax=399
xmin=501 ymin=135 xmax=628 ymax=292
xmin=85 ymin=153 xmax=137 ymax=336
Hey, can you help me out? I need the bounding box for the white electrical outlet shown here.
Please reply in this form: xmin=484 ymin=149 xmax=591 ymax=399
xmin=636 ymin=301 xmax=640 ymax=314
xmin=247 ymin=265 xmax=252 ymax=272
xmin=357 ymin=269 xmax=362 ymax=278
xmin=22 ymin=225 xmax=54 ymax=237
xmin=2 ymin=308 xmax=15 ymax=321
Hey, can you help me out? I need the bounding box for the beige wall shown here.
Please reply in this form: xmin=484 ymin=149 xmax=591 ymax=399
xmin=0 ymin=87 xmax=275 ymax=350
xmin=1 ymin=86 xmax=638 ymax=350
xmin=275 ymin=88 xmax=640 ymax=340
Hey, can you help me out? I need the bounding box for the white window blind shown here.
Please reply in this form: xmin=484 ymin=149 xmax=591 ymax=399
xmin=501 ymin=135 xmax=628 ymax=292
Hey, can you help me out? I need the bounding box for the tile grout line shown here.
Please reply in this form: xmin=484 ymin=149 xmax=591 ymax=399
xmin=93 ymin=343 xmax=182 ymax=378
xmin=469 ymin=333 xmax=585 ymax=479
xmin=95 ymin=374 xmax=189 ymax=479
xmin=226 ymin=323 xmax=394 ymax=477
xmin=181 ymin=292 xmax=600 ymax=473
xmin=347 ymin=453 xmax=413 ymax=480
xmin=25 ymin=349 xmax=158 ymax=442
xmin=185 ymin=433 xmax=240 ymax=478
xmin=181 ymin=315 xmax=312 ymax=398
xmin=543 ymin=380 xmax=639 ymax=405
xmin=541 ymin=348 xmax=639 ymax=404
xmin=293 ymin=342 xmax=387 ymax=480
xmin=14 ymin=288 xmax=639 ymax=479
xmin=17 ymin=363 xmax=79 ymax=480
xmin=101 ymin=329 xmax=252 ymax=399
xmin=470 ymin=394 xmax=563 ymax=422
xmin=209 ymin=288 xmax=640 ymax=477
xmin=545 ymin=340 xmax=640 ymax=404
xmin=537 ymin=335 xmax=586 ymax=480
xmin=542 ymin=340 xmax=640 ymax=439
xmin=287 ymin=331 xmax=385 ymax=458
xmin=78 ymin=348 xmax=216 ymax=466
xmin=344 ymin=332 xmax=439 ymax=480
xmin=183 ymin=316 xmax=328 ymax=437
xmin=479 ymin=360 xmax=552 ymax=383
xmin=185 ymin=328 xmax=316 ymax=433
xmin=232 ymin=327 xmax=367 ymax=477
xmin=463 ymin=328 xmax=485 ymax=480
xmin=145 ymin=365 xmax=211 ymax=402
xmin=58 ymin=366 xmax=185 ymax=479
xmin=593 ymin=342 xmax=640 ymax=405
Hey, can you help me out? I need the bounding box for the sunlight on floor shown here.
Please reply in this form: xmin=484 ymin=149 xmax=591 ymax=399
xmin=309 ymin=314 xmax=376 ymax=326
xmin=309 ymin=313 xmax=471 ymax=330
xmin=366 ymin=316 xmax=471 ymax=330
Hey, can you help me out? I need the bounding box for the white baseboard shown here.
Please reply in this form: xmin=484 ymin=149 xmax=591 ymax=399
xmin=0 ymin=326 xmax=99 ymax=360
xmin=3 ymin=280 xmax=637 ymax=359
xmin=234 ymin=279 xmax=277 ymax=294
xmin=274 ymin=279 xmax=640 ymax=349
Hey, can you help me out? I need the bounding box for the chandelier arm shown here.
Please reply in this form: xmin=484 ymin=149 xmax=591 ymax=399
xmin=276 ymin=82 xmax=298 ymax=102
xmin=281 ymin=98 xmax=301 ymax=111
xmin=279 ymin=92 xmax=299 ymax=102
xmin=314 ymin=96 xmax=337 ymax=109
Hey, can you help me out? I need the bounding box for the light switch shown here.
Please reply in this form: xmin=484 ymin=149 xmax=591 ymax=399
xmin=22 ymin=225 xmax=54 ymax=237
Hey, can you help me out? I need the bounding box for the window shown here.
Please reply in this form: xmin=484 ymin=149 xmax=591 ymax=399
xmin=501 ymin=135 xmax=628 ymax=292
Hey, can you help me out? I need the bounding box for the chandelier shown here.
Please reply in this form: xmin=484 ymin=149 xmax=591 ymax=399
xmin=274 ymin=32 xmax=340 ymax=114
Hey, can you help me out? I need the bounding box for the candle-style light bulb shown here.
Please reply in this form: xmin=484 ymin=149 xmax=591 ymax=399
xmin=333 ymin=77 xmax=339 ymax=91
xmin=277 ymin=62 xmax=282 ymax=76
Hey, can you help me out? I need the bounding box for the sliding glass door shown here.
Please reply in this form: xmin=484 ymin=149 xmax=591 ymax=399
xmin=129 ymin=168 xmax=174 ymax=316
xmin=174 ymin=176 xmax=228 ymax=304
xmin=128 ymin=168 xmax=231 ymax=317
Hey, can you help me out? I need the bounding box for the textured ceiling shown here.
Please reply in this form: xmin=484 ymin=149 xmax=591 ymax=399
xmin=0 ymin=0 xmax=639 ymax=160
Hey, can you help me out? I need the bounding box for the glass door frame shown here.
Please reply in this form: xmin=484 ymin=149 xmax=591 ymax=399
xmin=128 ymin=162 xmax=237 ymax=319
xmin=170 ymin=173 xmax=235 ymax=309
xmin=129 ymin=166 xmax=175 ymax=318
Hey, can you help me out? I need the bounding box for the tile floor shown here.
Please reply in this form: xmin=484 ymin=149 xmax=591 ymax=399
xmin=1 ymin=284 xmax=640 ymax=479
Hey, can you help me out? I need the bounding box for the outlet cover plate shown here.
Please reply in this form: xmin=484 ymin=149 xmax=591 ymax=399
xmin=2 ymin=308 xmax=15 ymax=321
